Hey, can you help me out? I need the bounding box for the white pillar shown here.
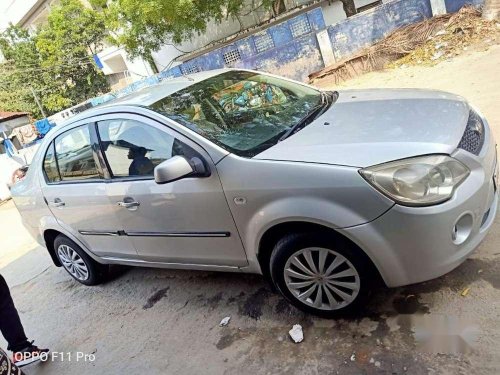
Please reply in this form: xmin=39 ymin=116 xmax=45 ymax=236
xmin=429 ymin=0 xmax=447 ymax=16
xmin=316 ymin=30 xmax=336 ymax=67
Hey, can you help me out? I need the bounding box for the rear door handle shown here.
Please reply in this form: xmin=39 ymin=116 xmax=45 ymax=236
xmin=117 ymin=201 xmax=140 ymax=209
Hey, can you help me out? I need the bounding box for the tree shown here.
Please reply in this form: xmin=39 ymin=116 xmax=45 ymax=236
xmin=0 ymin=25 xmax=47 ymax=117
xmin=36 ymin=0 xmax=109 ymax=112
xmin=483 ymin=0 xmax=500 ymax=20
xmin=0 ymin=0 xmax=110 ymax=118
xmin=340 ymin=0 xmax=357 ymax=17
xmin=101 ymin=0 xmax=292 ymax=65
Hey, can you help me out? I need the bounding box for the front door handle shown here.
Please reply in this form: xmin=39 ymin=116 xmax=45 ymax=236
xmin=117 ymin=201 xmax=140 ymax=209
xmin=49 ymin=198 xmax=65 ymax=208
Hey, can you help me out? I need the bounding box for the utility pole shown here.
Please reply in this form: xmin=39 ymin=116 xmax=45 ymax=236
xmin=30 ymin=86 xmax=46 ymax=118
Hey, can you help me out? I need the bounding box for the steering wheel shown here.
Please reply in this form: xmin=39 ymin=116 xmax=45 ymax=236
xmin=202 ymin=99 xmax=227 ymax=129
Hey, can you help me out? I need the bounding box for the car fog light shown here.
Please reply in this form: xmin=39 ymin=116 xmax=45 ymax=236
xmin=452 ymin=213 xmax=473 ymax=245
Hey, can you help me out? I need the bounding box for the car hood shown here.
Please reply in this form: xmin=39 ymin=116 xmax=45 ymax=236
xmin=255 ymin=89 xmax=470 ymax=167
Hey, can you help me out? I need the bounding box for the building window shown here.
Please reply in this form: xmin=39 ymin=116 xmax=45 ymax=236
xmin=181 ymin=65 xmax=201 ymax=75
xmin=223 ymin=49 xmax=242 ymax=66
xmin=289 ymin=16 xmax=312 ymax=38
xmin=253 ymin=31 xmax=274 ymax=53
xmin=357 ymin=0 xmax=383 ymax=13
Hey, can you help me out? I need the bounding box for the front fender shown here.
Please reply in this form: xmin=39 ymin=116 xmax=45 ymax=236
xmin=216 ymin=155 xmax=394 ymax=269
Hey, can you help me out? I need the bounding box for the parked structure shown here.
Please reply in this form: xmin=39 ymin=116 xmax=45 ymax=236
xmin=0 ymin=112 xmax=39 ymax=201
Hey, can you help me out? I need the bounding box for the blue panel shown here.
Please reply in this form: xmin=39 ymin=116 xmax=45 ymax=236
xmin=197 ymin=50 xmax=225 ymax=70
xmin=169 ymin=66 xmax=182 ymax=78
xmin=307 ymin=7 xmax=326 ymax=31
xmin=384 ymin=0 xmax=432 ymax=28
xmin=328 ymin=7 xmax=388 ymax=58
xmin=268 ymin=22 xmax=293 ymax=45
xmin=287 ymin=14 xmax=313 ymax=38
xmin=445 ymin=0 xmax=483 ymax=13
xmin=235 ymin=37 xmax=256 ymax=59
xmin=294 ymin=34 xmax=320 ymax=51
xmin=157 ymin=70 xmax=173 ymax=80
xmin=219 ymin=44 xmax=238 ymax=56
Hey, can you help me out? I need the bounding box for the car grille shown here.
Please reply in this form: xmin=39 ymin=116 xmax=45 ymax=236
xmin=458 ymin=110 xmax=484 ymax=155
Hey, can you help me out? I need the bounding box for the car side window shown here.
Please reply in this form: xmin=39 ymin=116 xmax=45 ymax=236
xmin=97 ymin=119 xmax=199 ymax=178
xmin=43 ymin=141 xmax=61 ymax=183
xmin=54 ymin=125 xmax=100 ymax=181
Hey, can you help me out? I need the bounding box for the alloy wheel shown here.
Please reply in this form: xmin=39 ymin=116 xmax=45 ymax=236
xmin=284 ymin=247 xmax=360 ymax=310
xmin=57 ymin=244 xmax=89 ymax=281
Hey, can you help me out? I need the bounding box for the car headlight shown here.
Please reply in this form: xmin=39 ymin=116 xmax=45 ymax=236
xmin=359 ymin=155 xmax=470 ymax=206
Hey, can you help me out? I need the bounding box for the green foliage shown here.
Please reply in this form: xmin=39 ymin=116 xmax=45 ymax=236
xmin=0 ymin=0 xmax=110 ymax=118
xmin=0 ymin=26 xmax=45 ymax=118
xmin=104 ymin=0 xmax=281 ymax=60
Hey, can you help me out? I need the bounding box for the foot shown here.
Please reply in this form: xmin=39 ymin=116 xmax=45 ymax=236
xmin=12 ymin=342 xmax=49 ymax=367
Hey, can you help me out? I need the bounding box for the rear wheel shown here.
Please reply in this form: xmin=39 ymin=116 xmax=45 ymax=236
xmin=270 ymin=232 xmax=372 ymax=317
xmin=54 ymin=235 xmax=108 ymax=286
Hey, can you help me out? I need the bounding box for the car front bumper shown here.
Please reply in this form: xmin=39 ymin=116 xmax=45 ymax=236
xmin=341 ymin=132 xmax=498 ymax=288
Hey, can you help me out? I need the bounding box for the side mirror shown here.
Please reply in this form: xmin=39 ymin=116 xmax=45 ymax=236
xmin=154 ymin=156 xmax=194 ymax=184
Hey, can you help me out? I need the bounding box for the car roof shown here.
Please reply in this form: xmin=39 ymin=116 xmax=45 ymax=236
xmin=59 ymin=68 xmax=234 ymax=127
xmin=102 ymin=68 xmax=232 ymax=107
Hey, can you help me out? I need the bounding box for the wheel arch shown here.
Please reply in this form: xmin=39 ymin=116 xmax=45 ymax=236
xmin=42 ymin=227 xmax=105 ymax=267
xmin=43 ymin=229 xmax=63 ymax=267
xmin=257 ymin=221 xmax=384 ymax=286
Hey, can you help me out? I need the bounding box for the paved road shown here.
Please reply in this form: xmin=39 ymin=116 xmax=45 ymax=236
xmin=1 ymin=46 xmax=499 ymax=375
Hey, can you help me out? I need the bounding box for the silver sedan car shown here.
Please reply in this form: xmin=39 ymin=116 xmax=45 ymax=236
xmin=11 ymin=69 xmax=498 ymax=317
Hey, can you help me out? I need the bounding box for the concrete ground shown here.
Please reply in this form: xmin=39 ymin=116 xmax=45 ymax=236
xmin=1 ymin=45 xmax=500 ymax=375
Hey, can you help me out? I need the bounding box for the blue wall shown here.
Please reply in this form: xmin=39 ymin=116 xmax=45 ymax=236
xmin=445 ymin=0 xmax=484 ymax=13
xmin=158 ymin=7 xmax=327 ymax=83
xmin=159 ymin=0 xmax=437 ymax=82
xmin=328 ymin=0 xmax=432 ymax=60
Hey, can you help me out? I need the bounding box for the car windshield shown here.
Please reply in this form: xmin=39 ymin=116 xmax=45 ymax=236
xmin=148 ymin=70 xmax=322 ymax=157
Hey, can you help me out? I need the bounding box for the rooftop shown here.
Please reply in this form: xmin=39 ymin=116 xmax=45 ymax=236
xmin=0 ymin=111 xmax=30 ymax=122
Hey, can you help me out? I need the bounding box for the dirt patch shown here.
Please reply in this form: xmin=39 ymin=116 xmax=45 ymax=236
xmin=239 ymin=287 xmax=271 ymax=320
xmin=393 ymin=294 xmax=430 ymax=315
xmin=143 ymin=287 xmax=169 ymax=309
xmin=216 ymin=330 xmax=244 ymax=350
xmin=206 ymin=292 xmax=224 ymax=308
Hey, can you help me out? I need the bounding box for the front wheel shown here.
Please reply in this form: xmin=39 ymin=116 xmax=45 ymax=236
xmin=270 ymin=233 xmax=372 ymax=318
xmin=54 ymin=235 xmax=108 ymax=286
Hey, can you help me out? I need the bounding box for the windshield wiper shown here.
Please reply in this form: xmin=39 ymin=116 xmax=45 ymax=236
xmin=278 ymin=91 xmax=337 ymax=142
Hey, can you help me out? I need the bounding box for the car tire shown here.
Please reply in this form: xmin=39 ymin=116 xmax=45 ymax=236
xmin=54 ymin=235 xmax=108 ymax=286
xmin=270 ymin=232 xmax=372 ymax=318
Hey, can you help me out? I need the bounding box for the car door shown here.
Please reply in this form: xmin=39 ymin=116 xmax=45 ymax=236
xmin=96 ymin=114 xmax=248 ymax=267
xmin=40 ymin=123 xmax=137 ymax=258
